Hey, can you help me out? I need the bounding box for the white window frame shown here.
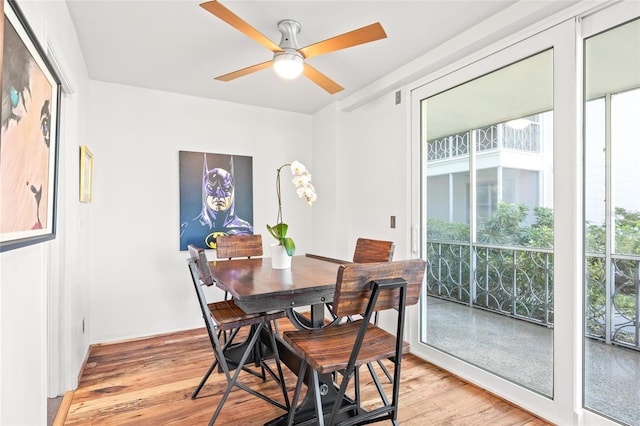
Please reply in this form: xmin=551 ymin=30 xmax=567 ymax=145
xmin=410 ymin=18 xmax=582 ymax=426
xmin=581 ymin=3 xmax=640 ymax=425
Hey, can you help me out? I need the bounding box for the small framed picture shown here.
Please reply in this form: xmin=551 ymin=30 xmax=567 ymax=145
xmin=80 ymin=145 xmax=93 ymax=202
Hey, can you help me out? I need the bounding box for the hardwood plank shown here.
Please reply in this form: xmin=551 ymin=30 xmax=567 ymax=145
xmin=62 ymin=322 xmax=553 ymax=425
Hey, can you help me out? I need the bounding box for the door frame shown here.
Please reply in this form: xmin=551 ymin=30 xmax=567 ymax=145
xmin=409 ymin=18 xmax=582 ymax=426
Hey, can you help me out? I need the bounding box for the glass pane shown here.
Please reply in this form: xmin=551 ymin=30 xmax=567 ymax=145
xmin=612 ymin=89 xmax=640 ymax=256
xmin=584 ymin=98 xmax=605 ymax=255
xmin=423 ymin=50 xmax=554 ymax=397
xmin=584 ymin=18 xmax=640 ymax=426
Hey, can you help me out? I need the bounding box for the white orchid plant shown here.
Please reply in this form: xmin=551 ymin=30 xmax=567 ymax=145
xmin=267 ymin=161 xmax=317 ymax=256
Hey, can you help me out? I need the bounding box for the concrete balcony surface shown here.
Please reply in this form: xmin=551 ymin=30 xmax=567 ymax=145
xmin=426 ymin=296 xmax=640 ymax=426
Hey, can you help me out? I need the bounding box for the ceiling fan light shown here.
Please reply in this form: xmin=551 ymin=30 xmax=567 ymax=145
xmin=273 ymin=51 xmax=304 ymax=80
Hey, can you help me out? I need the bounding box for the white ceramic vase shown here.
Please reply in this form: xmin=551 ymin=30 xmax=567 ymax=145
xmin=270 ymin=244 xmax=292 ymax=269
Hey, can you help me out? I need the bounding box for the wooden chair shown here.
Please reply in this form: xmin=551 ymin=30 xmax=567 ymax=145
xmin=215 ymin=234 xmax=267 ymax=339
xmin=216 ymin=234 xmax=263 ymax=259
xmin=283 ymin=259 xmax=426 ymax=426
xmin=186 ymin=245 xmax=290 ymax=424
xmin=312 ymin=239 xmax=396 ymax=327
xmin=215 ymin=234 xmax=263 ymax=301
xmin=352 ymin=238 xmax=395 ymax=382
xmin=194 ymin=238 xmax=275 ymax=366
xmin=352 ymin=237 xmax=395 ymax=263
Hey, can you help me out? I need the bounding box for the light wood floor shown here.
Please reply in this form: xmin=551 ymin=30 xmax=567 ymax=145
xmin=62 ymin=321 xmax=553 ymax=425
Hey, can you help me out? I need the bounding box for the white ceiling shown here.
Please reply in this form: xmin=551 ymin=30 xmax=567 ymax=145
xmin=65 ymin=0 xmax=581 ymax=115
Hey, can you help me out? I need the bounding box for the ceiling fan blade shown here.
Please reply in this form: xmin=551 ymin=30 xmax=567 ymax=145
xmin=215 ymin=60 xmax=274 ymax=82
xmin=299 ymin=22 xmax=387 ymax=59
xmin=200 ymin=1 xmax=281 ymax=52
xmin=303 ymin=64 xmax=344 ymax=94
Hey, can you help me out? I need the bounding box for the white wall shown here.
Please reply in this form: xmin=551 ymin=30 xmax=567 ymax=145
xmin=310 ymin=104 xmax=341 ymax=257
xmin=0 ymin=1 xmax=90 ymax=424
xmin=87 ymin=81 xmax=312 ymax=342
xmin=311 ymin=92 xmax=410 ymax=261
xmin=341 ymin=91 xmax=411 ymax=259
xmin=0 ymin=246 xmax=48 ymax=425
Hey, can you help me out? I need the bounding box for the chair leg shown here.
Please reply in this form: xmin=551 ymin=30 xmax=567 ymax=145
xmin=192 ymin=327 xmax=244 ymax=399
xmin=254 ymin=322 xmax=289 ymax=407
xmin=286 ymin=361 xmax=307 ymax=426
xmin=327 ymin=365 xmax=356 ymax=426
xmin=376 ymin=359 xmax=394 ymax=383
xmin=310 ymin=368 xmax=325 ymax=426
xmin=219 ymin=326 xmax=267 ymax=381
xmin=267 ymin=321 xmax=290 ymax=409
xmin=191 ymin=359 xmax=218 ymax=399
xmin=372 ymin=311 xmax=393 ymax=384
xmin=209 ymin=324 xmax=264 ymax=425
xmin=390 ymin=350 xmax=403 ymax=423
xmin=367 ymin=362 xmax=390 ymax=406
xmin=354 ymin=366 xmax=361 ymax=411
xmin=209 ymin=323 xmax=289 ymax=425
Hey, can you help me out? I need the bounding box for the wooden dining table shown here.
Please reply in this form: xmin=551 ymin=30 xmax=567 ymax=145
xmin=208 ymin=254 xmax=344 ymax=328
xmin=207 ymin=254 xmax=358 ymax=425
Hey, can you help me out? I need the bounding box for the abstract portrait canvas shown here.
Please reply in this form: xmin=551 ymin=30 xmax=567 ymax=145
xmin=1 ymin=0 xmax=61 ymax=252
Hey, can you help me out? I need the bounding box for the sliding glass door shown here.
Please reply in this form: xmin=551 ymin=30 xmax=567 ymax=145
xmin=420 ymin=49 xmax=555 ymax=396
xmin=410 ymin=15 xmax=582 ymax=423
xmin=583 ymin=16 xmax=640 ymax=426
xmin=410 ymin=2 xmax=640 ymax=424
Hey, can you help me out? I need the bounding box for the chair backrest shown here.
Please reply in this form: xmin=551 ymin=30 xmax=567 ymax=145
xmin=332 ymin=259 xmax=426 ymax=318
xmin=216 ymin=234 xmax=263 ymax=259
xmin=187 ymin=244 xmax=215 ymax=286
xmin=352 ymin=238 xmax=395 ymax=263
xmin=186 ymin=247 xmax=219 ymax=349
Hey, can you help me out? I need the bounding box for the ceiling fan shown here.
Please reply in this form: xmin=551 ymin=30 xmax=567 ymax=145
xmin=200 ymin=1 xmax=387 ymax=94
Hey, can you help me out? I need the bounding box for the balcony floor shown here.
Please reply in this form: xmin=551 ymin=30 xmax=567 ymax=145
xmin=426 ymin=296 xmax=640 ymax=426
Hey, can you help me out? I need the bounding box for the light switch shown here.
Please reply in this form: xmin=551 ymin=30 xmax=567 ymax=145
xmin=390 ymin=216 xmax=396 ymax=228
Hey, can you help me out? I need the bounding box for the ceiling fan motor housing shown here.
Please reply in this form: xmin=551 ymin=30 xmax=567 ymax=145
xmin=277 ymin=19 xmax=302 ymax=50
xmin=273 ymin=19 xmax=304 ymax=79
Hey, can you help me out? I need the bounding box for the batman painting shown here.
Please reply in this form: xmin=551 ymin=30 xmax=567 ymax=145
xmin=179 ymin=152 xmax=254 ymax=250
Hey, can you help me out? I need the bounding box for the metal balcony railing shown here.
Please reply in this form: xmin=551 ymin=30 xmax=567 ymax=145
xmin=427 ymin=240 xmax=640 ymax=350
xmin=426 ymin=122 xmax=541 ymax=162
xmin=586 ymin=253 xmax=640 ymax=350
xmin=426 ymin=240 xmax=553 ymax=326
